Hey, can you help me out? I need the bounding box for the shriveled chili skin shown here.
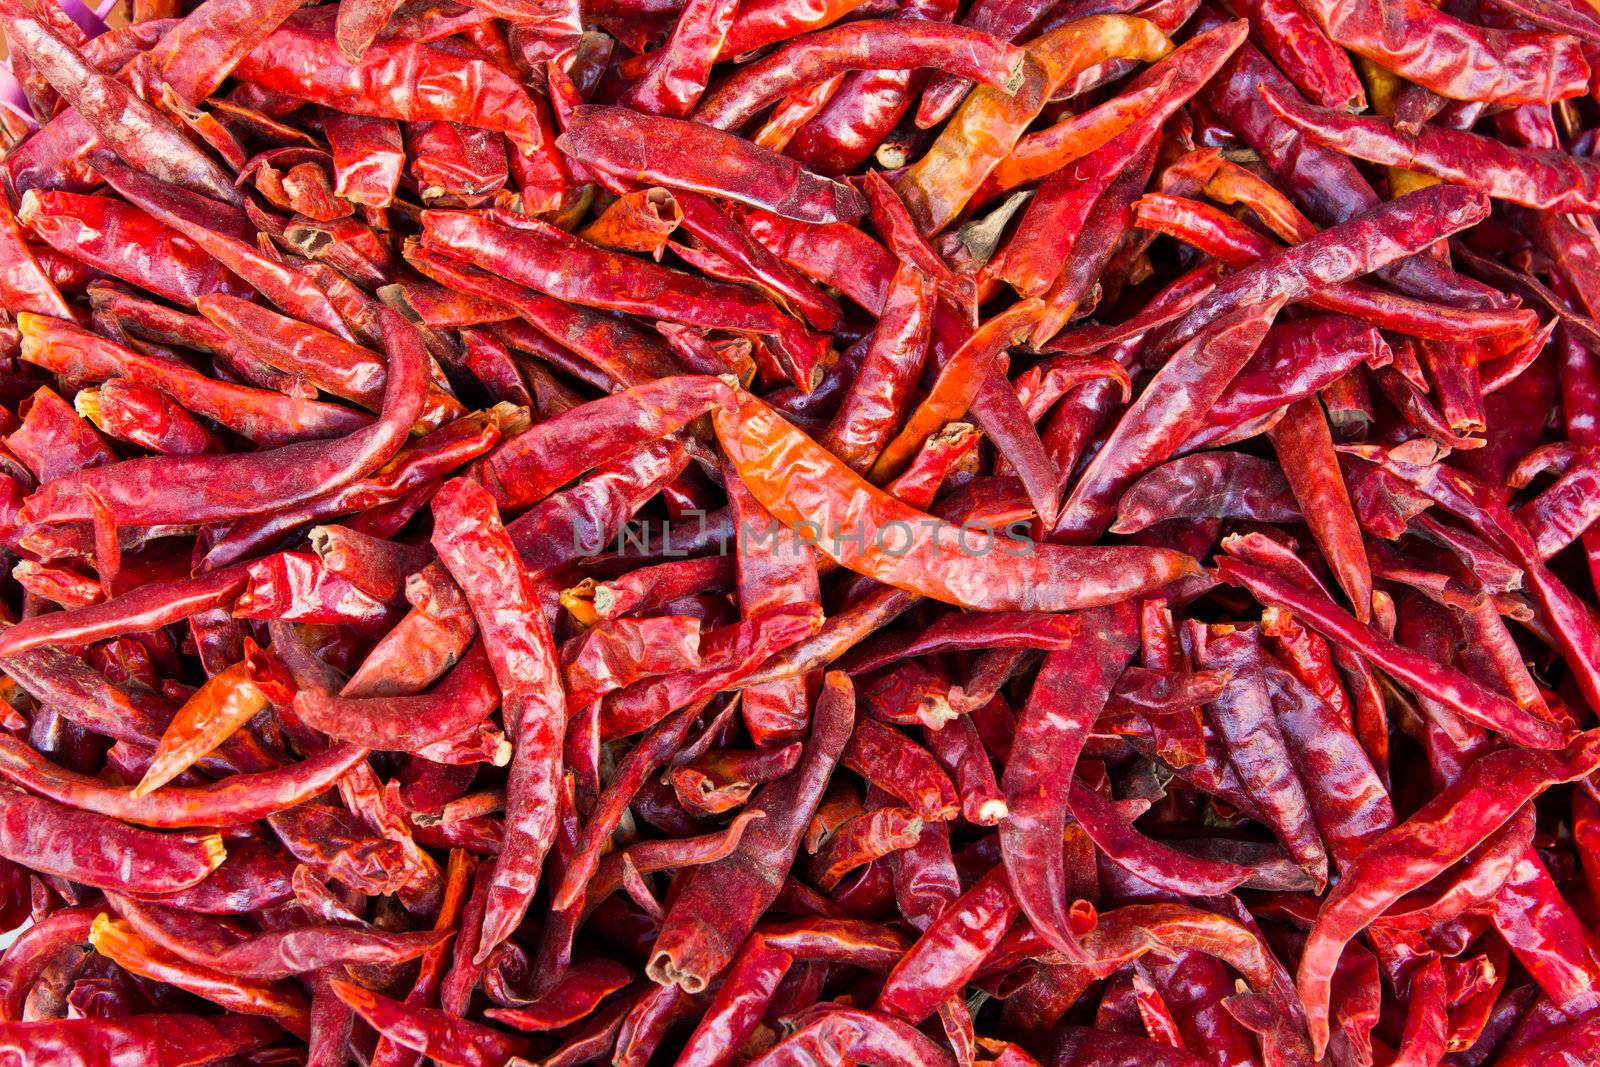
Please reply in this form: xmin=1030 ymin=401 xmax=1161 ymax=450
xmin=559 ymin=105 xmax=866 ymax=225
xmin=0 ymin=784 xmax=224 ymax=892
xmin=419 ymin=210 xmax=829 ymax=390
xmin=696 ymin=21 xmax=1027 ymax=131
xmin=1263 ymin=86 xmax=1600 ymax=213
xmin=3 ymin=9 xmax=242 ymax=207
xmin=1298 ymin=735 xmax=1600 ymax=1054
xmin=1002 ymin=603 xmax=1138 ymax=961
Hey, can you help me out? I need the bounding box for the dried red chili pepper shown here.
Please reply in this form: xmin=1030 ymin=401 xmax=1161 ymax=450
xmin=649 ymin=673 xmax=855 ymax=992
xmin=23 ymin=306 xmax=428 ymax=526
xmin=1296 ymin=0 xmax=1589 ymax=105
xmin=431 ymin=479 xmax=566 ymax=964
xmin=718 ymin=389 xmax=1199 ymax=610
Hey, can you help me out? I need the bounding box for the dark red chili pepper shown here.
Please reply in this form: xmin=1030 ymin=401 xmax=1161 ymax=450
xmin=1263 ymin=86 xmax=1600 ymax=213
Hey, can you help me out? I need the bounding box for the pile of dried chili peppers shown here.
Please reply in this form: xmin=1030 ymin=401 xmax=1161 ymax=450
xmin=3 ymin=0 xmax=1600 ymax=1062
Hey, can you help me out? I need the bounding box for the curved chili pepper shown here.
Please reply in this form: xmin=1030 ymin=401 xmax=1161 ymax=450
xmin=420 ymin=210 xmax=826 ymax=390
xmin=1067 ymin=781 xmax=1252 ymax=895
xmin=0 ymin=904 xmax=97 ymax=1020
xmin=1186 ymin=315 xmax=1391 ymax=451
xmin=1488 ymin=848 xmax=1600 ymax=1015
xmin=648 ymin=672 xmax=854 ymax=993
xmin=333 ymin=978 xmax=528 ymax=1066
xmin=560 ymin=105 xmax=864 ymax=225
xmin=2 ymin=6 xmax=241 ymax=207
xmin=16 ymin=312 xmax=367 ymax=447
xmin=0 ymin=783 xmax=224 ymax=892
xmin=843 ymin=719 xmax=959 ymax=821
xmin=18 ymin=190 xmax=253 ymax=307
xmin=1000 ymin=603 xmax=1137 ymax=962
xmin=0 ymin=183 xmax=71 ymax=318
xmin=128 ymin=902 xmax=448 ymax=980
xmin=807 ymin=806 xmax=920 ymax=889
xmin=1055 ymin=298 xmax=1282 ymax=541
xmin=740 ymin=207 xmax=896 ymax=314
xmin=233 ymin=16 xmax=550 ymax=158
xmin=485 ymin=375 xmax=736 ymax=510
xmin=869 ymin=300 xmax=1043 ymax=483
xmin=76 ymin=379 xmax=221 ymax=456
xmin=821 ymin=263 xmax=935 ymax=474
xmin=1219 ymin=554 xmax=1566 ymax=749
xmin=896 ymin=15 xmax=1172 ymax=233
xmin=718 ymin=0 xmax=870 ymax=56
xmin=1114 ymin=452 xmax=1299 ymax=532
xmin=620 ymin=0 xmax=738 ymax=116
xmin=716 ymin=389 xmax=1198 ymax=611
xmin=133 ymin=651 xmax=284 ymax=796
xmin=0 ymin=563 xmax=249 ymax=657
xmin=196 ymin=294 xmax=464 ymax=431
xmin=1267 ymin=664 xmax=1393 ymax=869
xmin=24 ymin=304 xmax=426 ymax=526
xmin=292 ymin=639 xmax=500 ymax=753
xmin=599 ymin=604 xmax=820 ymax=739
xmin=877 ymin=864 xmax=1017 ymax=1023
xmin=1269 ymin=396 xmax=1372 ymax=620
xmin=698 ymin=21 xmax=1026 ymax=131
xmin=1262 ymin=86 xmax=1600 ymax=213
xmin=205 ymin=409 xmax=505 ymax=571
xmin=92 ymin=158 xmax=354 ymax=340
xmin=749 ymin=1005 xmax=956 ymax=1067
xmin=0 ymin=1015 xmax=283 ymax=1064
xmin=0 ymin=733 xmax=369 ymax=828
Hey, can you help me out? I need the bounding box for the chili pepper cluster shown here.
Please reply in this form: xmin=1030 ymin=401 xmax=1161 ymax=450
xmin=0 ymin=0 xmax=1598 ymax=1063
